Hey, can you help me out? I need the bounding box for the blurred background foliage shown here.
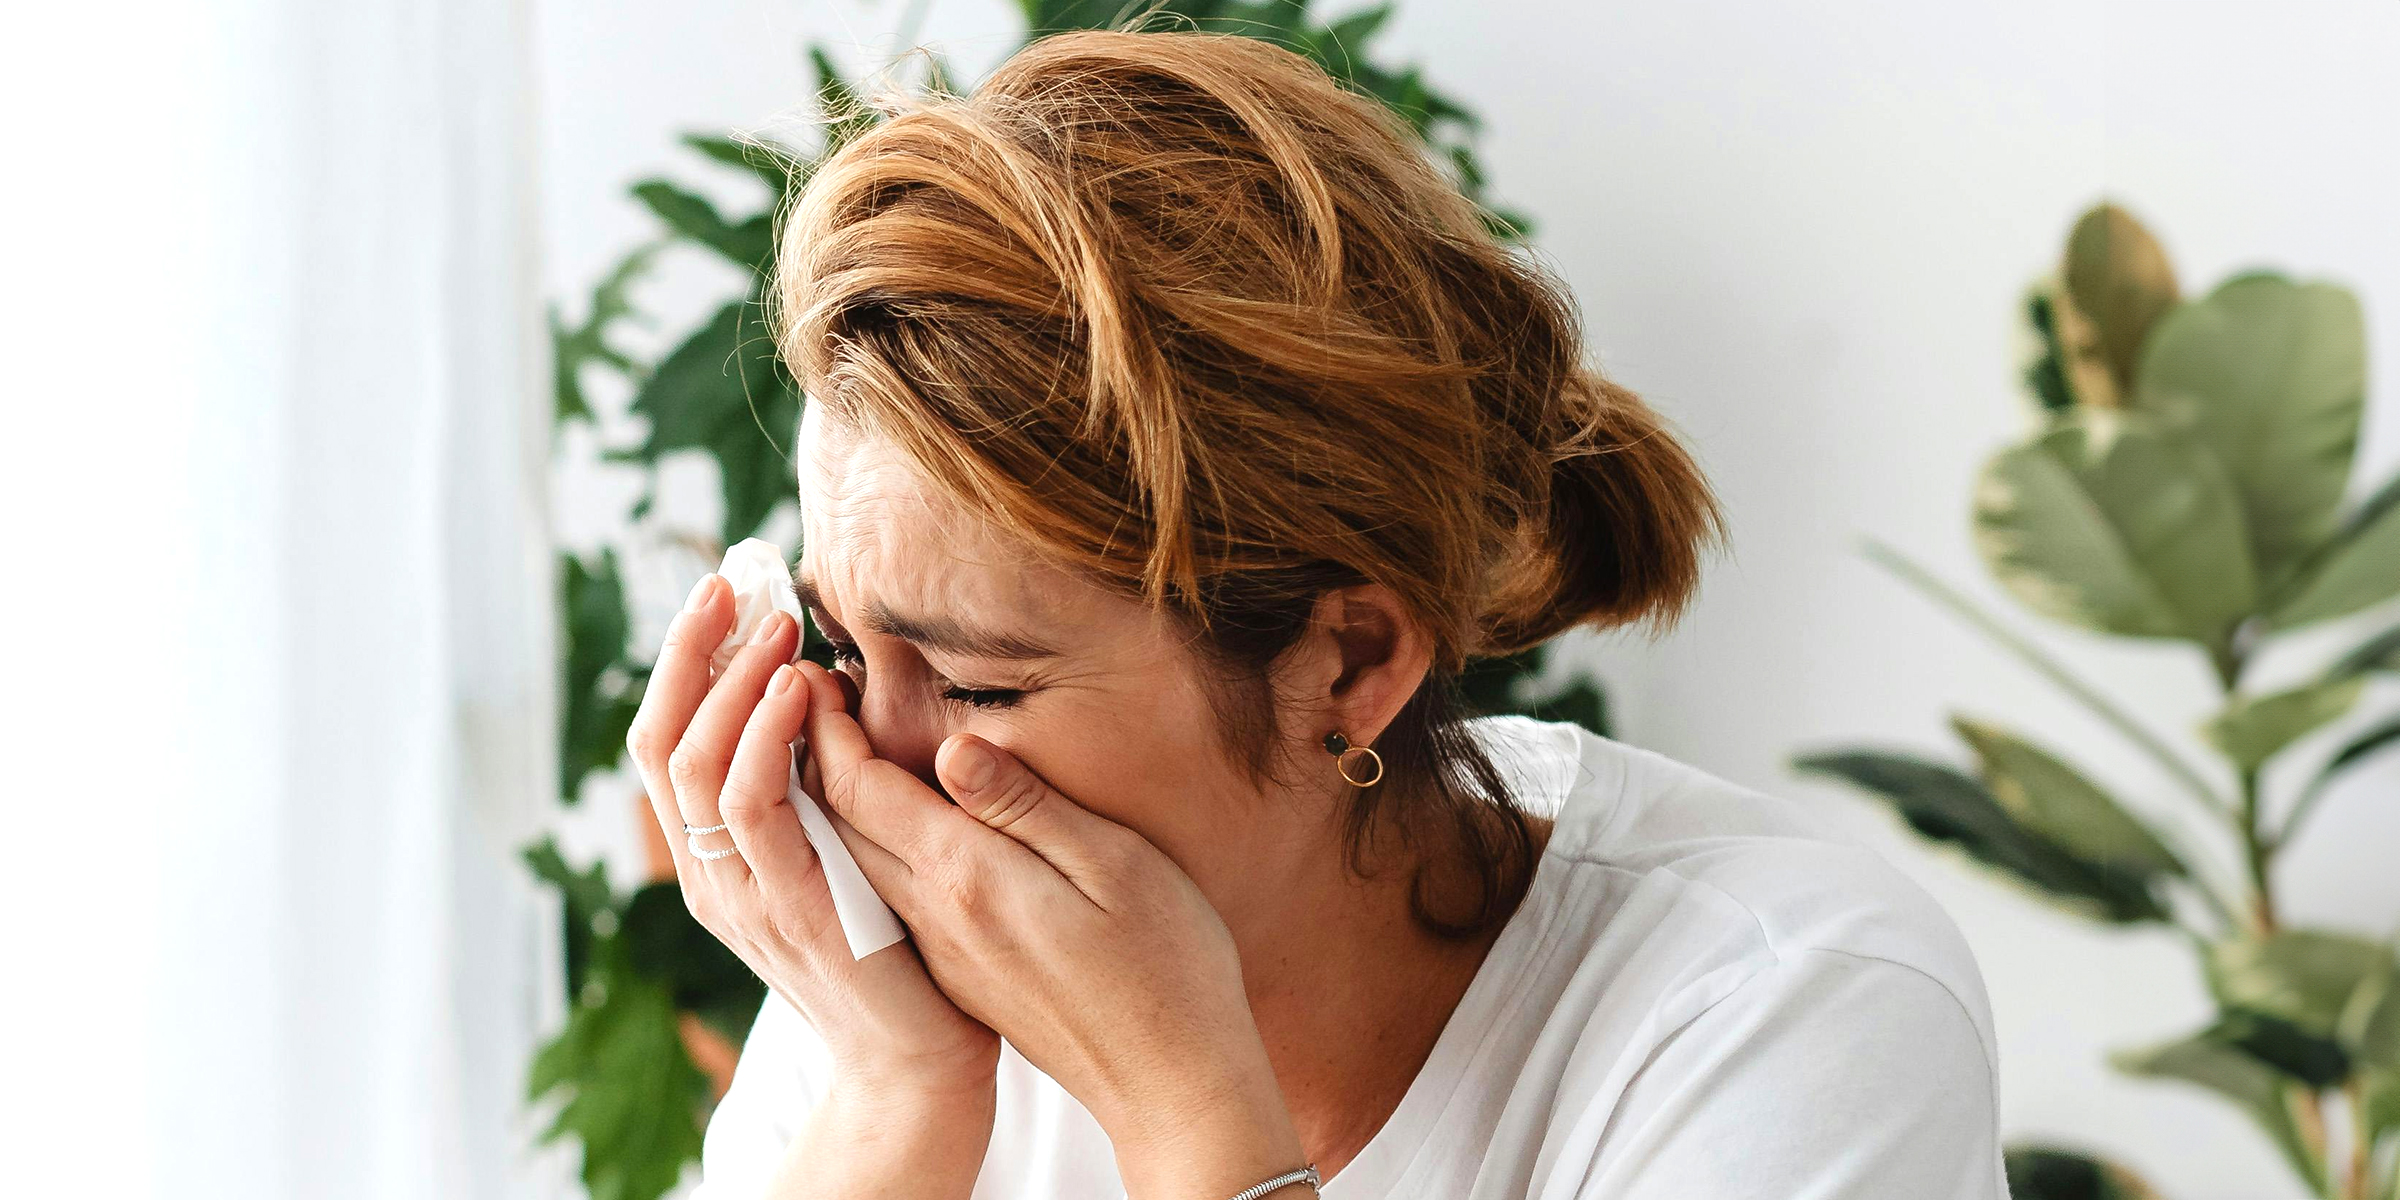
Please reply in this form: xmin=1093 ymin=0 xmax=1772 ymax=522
xmin=1801 ymin=204 xmax=2399 ymax=1200
xmin=535 ymin=3 xmax=1606 ymax=1196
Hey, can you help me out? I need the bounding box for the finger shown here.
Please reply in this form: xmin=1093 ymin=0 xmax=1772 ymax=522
xmin=786 ymin=664 xmax=919 ymax=917
xmin=721 ymin=662 xmax=823 ymax=893
xmin=671 ymin=609 xmax=801 ymax=867
xmin=936 ymin=733 xmax=1134 ymax=879
xmin=797 ymin=660 xmax=991 ymax=871
xmin=629 ymin=573 xmax=733 ymax=878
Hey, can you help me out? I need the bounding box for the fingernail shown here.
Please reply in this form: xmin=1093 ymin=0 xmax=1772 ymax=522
xmin=750 ymin=610 xmax=789 ymax=645
xmin=947 ymin=740 xmax=996 ymax=793
xmin=684 ymin=575 xmax=715 ymax=613
xmin=767 ymin=663 xmax=797 ymax=696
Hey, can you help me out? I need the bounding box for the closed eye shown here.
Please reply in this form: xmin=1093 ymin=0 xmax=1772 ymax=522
xmin=819 ymin=637 xmax=1027 ymax=710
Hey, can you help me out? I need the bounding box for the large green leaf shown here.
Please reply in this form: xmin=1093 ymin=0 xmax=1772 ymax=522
xmin=2063 ymin=204 xmax=2179 ymax=397
xmin=622 ymin=882 xmax=767 ymax=1048
xmin=2114 ymin=1029 xmax=2328 ymax=1194
xmin=2208 ymin=930 xmax=2388 ymax=1040
xmin=2134 ymin=273 xmax=2366 ymax=587
xmin=2202 ymin=677 xmax=2365 ymax=770
xmin=624 ymin=299 xmax=803 ymax=546
xmin=1972 ymin=410 xmax=2258 ymax=645
xmin=2272 ymin=472 xmax=2400 ymax=628
xmin=529 ymin=948 xmax=711 ymax=1200
xmin=1794 ymin=749 xmax=2168 ymax=923
xmin=1950 ymin=716 xmax=2183 ymax=879
xmin=630 ymin=180 xmax=773 ymax=272
xmin=2341 ymin=947 xmax=2400 ymax=1070
xmin=560 ymin=550 xmax=644 ymax=802
xmin=2002 ymin=1146 xmax=2162 ymax=1200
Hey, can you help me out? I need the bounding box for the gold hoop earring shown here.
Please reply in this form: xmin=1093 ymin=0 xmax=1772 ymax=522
xmin=1321 ymin=731 xmax=1385 ymax=788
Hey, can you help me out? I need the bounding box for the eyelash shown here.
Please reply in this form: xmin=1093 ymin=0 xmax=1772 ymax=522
xmin=819 ymin=639 xmax=1027 ymax=710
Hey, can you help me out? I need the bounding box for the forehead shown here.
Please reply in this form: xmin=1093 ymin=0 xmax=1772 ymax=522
xmin=793 ymin=406 xmax=1089 ymax=621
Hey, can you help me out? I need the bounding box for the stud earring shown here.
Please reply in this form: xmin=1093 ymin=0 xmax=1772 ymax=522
xmin=1322 ymin=730 xmax=1385 ymax=788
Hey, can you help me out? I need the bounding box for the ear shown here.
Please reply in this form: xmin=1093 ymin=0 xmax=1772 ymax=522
xmin=1284 ymin=583 xmax=1432 ymax=747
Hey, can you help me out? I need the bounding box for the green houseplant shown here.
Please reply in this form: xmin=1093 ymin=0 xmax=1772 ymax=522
xmin=1798 ymin=203 xmax=2400 ymax=1199
xmin=532 ymin=4 xmax=1607 ymax=1197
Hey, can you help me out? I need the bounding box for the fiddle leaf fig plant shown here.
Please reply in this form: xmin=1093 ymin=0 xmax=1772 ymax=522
xmin=534 ymin=4 xmax=1584 ymax=1197
xmin=1801 ymin=202 xmax=2400 ymax=1200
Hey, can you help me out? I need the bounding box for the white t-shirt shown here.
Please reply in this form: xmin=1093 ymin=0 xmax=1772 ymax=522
xmin=695 ymin=715 xmax=2007 ymax=1199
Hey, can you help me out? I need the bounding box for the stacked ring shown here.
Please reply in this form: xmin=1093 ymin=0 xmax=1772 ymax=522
xmin=683 ymin=822 xmax=739 ymax=861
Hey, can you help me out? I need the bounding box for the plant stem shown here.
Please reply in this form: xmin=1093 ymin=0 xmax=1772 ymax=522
xmin=2239 ymin=765 xmax=2279 ymax=933
xmin=1865 ymin=541 xmax=2238 ymax=821
xmin=2344 ymin=1076 xmax=2373 ymax=1200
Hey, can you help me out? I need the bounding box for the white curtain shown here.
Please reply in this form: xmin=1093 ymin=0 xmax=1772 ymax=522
xmin=12 ymin=1 xmax=558 ymax=1197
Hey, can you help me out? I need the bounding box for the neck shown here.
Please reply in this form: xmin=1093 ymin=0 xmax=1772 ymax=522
xmin=1206 ymin=812 xmax=1547 ymax=1177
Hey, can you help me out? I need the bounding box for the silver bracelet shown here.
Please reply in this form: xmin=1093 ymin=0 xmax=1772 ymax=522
xmin=1225 ymin=1164 xmax=1321 ymax=1200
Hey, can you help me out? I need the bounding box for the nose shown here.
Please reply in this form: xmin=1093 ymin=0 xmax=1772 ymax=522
xmin=848 ymin=676 xmax=953 ymax=798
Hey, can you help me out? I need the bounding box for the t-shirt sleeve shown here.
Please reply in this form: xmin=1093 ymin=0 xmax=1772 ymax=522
xmin=1577 ymin=948 xmax=2004 ymax=1200
xmin=689 ymin=988 xmax=836 ymax=1200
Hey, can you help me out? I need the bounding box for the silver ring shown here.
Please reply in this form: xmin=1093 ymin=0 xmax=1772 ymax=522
xmin=691 ymin=842 xmax=740 ymax=862
xmin=682 ymin=822 xmax=728 ymax=835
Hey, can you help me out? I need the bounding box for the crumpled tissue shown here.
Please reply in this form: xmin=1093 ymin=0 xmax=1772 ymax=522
xmin=709 ymin=538 xmax=906 ymax=960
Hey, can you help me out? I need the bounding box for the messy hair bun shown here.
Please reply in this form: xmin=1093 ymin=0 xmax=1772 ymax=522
xmin=777 ymin=29 xmax=1720 ymax=935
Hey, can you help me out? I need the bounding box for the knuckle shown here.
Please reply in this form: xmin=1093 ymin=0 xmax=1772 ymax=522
xmin=720 ymin=770 xmax=779 ymax=818
xmin=626 ymin=723 xmax=669 ymax=768
xmin=975 ymin=775 xmax=1045 ymax=832
xmin=666 ymin=743 xmax=717 ymax=791
xmin=659 ymin=626 xmax=701 ymax=660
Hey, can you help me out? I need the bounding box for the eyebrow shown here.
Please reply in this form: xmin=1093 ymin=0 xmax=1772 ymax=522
xmin=793 ymin=573 xmax=1064 ymax=662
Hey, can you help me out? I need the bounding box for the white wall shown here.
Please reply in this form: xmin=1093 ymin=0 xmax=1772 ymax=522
xmin=535 ymin=4 xmax=2400 ymax=1196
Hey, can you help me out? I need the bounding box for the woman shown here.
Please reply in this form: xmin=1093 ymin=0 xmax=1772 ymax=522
xmin=627 ymin=29 xmax=2003 ymax=1200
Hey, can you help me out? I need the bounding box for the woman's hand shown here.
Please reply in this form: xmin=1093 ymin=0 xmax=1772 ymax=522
xmin=794 ymin=659 xmax=1308 ymax=1199
xmin=625 ymin=574 xmax=1001 ymax=1104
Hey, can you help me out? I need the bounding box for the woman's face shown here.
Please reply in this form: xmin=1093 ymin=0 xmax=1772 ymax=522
xmin=792 ymin=408 xmax=1335 ymax=904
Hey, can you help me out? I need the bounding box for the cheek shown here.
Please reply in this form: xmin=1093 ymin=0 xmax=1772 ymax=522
xmin=1000 ymin=689 xmax=1249 ymax=843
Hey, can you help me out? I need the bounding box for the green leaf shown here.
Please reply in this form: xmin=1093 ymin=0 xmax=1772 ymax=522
xmin=523 ymin=837 xmax=621 ymax=997
xmin=2020 ymin=286 xmax=2086 ymax=414
xmin=2134 ymin=273 xmax=2366 ymax=587
xmin=2317 ymin=715 xmax=2400 ymax=791
xmin=553 ymin=244 xmax=659 ymax=423
xmin=2062 ymin=204 xmax=2178 ymax=396
xmin=1457 ymin=647 xmax=1612 ymax=739
xmin=809 ymin=46 xmax=877 ymax=155
xmin=1950 ymin=716 xmax=2184 ymax=880
xmin=2211 ymin=1008 xmax=2353 ymax=1088
xmin=2208 ymin=930 xmax=2387 ymax=1040
xmin=2272 ymin=472 xmax=2400 ymax=629
xmin=2327 ymin=624 xmax=2400 ymax=680
xmin=2202 ymin=677 xmax=2365 ymax=770
xmin=625 ymin=299 xmax=803 ymax=546
xmin=630 ymin=179 xmax=774 ymax=271
xmin=2114 ymin=1029 xmax=2328 ymax=1194
xmin=2003 ymin=1146 xmax=2162 ymax=1200
xmin=560 ymin=550 xmax=644 ymax=802
xmin=529 ymin=951 xmax=711 ymax=1200
xmin=622 ymin=882 xmax=766 ymax=1047
xmin=1794 ymin=749 xmax=2168 ymax=923
xmin=1972 ymin=410 xmax=2259 ymax=645
xmin=2340 ymin=947 xmax=2400 ymax=1070
xmin=680 ymin=132 xmax=805 ymax=199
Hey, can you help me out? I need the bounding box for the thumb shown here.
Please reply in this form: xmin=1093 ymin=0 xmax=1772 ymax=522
xmin=936 ymin=734 xmax=1114 ymax=864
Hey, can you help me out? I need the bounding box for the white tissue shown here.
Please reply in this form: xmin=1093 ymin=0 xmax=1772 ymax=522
xmin=709 ymin=538 xmax=908 ymax=961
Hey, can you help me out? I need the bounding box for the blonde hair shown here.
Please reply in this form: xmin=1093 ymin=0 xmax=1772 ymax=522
xmin=776 ymin=29 xmax=1720 ymax=934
